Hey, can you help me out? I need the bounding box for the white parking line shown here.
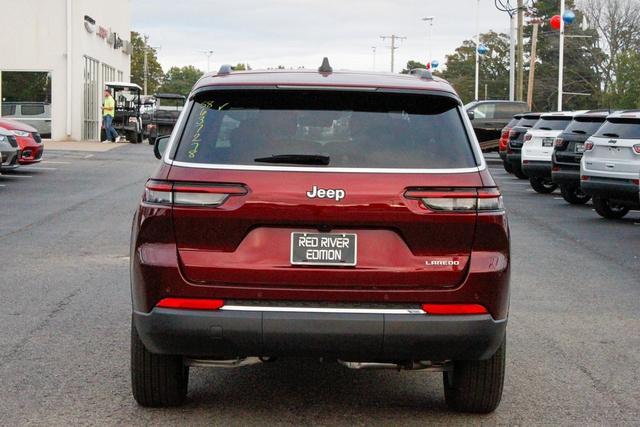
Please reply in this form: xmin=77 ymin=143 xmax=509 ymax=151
xmin=5 ymin=175 xmax=32 ymax=178
xmin=19 ymin=167 xmax=58 ymax=171
xmin=42 ymin=161 xmax=71 ymax=164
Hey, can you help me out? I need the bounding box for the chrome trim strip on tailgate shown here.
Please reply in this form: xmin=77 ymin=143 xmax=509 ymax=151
xmin=220 ymin=305 xmax=426 ymax=315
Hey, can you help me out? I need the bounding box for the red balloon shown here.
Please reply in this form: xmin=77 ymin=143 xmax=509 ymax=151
xmin=550 ymin=15 xmax=562 ymax=30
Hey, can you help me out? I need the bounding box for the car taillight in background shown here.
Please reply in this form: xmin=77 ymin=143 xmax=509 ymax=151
xmin=633 ymin=144 xmax=640 ymax=154
xmin=584 ymin=140 xmax=595 ymax=151
xmin=143 ymin=180 xmax=248 ymax=207
xmin=404 ymin=188 xmax=504 ymax=212
xmin=554 ymin=137 xmax=564 ymax=147
xmin=524 ymin=133 xmax=532 ymax=142
xmin=508 ymin=129 xmax=518 ymax=139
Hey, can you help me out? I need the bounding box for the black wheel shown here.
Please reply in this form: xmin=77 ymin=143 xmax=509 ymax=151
xmin=131 ymin=320 xmax=188 ymax=407
xmin=529 ymin=177 xmax=557 ymax=194
xmin=560 ymin=185 xmax=591 ymax=205
xmin=502 ymin=160 xmax=513 ymax=173
xmin=592 ymin=196 xmax=630 ymax=219
xmin=513 ymin=163 xmax=528 ymax=179
xmin=443 ymin=337 xmax=506 ymax=413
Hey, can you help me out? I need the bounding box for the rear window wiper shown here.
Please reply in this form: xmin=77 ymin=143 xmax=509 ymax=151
xmin=538 ymin=127 xmax=553 ymax=130
xmin=601 ymin=132 xmax=620 ymax=138
xmin=254 ymin=154 xmax=330 ymax=166
xmin=571 ymin=130 xmax=587 ymax=134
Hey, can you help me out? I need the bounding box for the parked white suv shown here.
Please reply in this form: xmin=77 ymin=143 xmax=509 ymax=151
xmin=521 ymin=111 xmax=582 ymax=193
xmin=581 ymin=110 xmax=640 ymax=219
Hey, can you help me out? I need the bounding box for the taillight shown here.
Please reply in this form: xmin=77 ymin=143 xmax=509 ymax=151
xmin=421 ymin=304 xmax=488 ymax=315
xmin=554 ymin=137 xmax=564 ymax=147
xmin=156 ymin=298 xmax=225 ymax=310
xmin=524 ymin=133 xmax=532 ymax=142
xmin=143 ymin=180 xmax=247 ymax=207
xmin=508 ymin=129 xmax=518 ymax=139
xmin=584 ymin=140 xmax=594 ymax=151
xmin=404 ymin=188 xmax=504 ymax=212
xmin=633 ymin=144 xmax=640 ymax=154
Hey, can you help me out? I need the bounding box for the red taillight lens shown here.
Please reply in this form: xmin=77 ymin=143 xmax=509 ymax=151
xmin=524 ymin=133 xmax=532 ymax=142
xmin=156 ymin=298 xmax=225 ymax=310
xmin=143 ymin=180 xmax=247 ymax=207
xmin=508 ymin=129 xmax=517 ymax=139
xmin=404 ymin=188 xmax=504 ymax=212
xmin=633 ymin=144 xmax=640 ymax=154
xmin=584 ymin=140 xmax=594 ymax=151
xmin=421 ymin=304 xmax=488 ymax=315
xmin=581 ymin=175 xmax=590 ymax=181
xmin=554 ymin=137 xmax=564 ymax=147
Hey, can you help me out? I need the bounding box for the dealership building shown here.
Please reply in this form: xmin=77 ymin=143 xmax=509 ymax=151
xmin=0 ymin=0 xmax=131 ymax=141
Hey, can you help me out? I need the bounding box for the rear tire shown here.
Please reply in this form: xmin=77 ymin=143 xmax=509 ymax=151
xmin=131 ymin=320 xmax=189 ymax=407
xmin=513 ymin=164 xmax=528 ymax=179
xmin=560 ymin=185 xmax=591 ymax=205
xmin=592 ymin=196 xmax=630 ymax=219
xmin=502 ymin=160 xmax=513 ymax=173
xmin=529 ymin=177 xmax=557 ymax=194
xmin=443 ymin=337 xmax=506 ymax=413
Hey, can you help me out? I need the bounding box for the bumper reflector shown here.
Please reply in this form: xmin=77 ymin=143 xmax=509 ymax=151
xmin=422 ymin=304 xmax=488 ymax=315
xmin=156 ymin=298 xmax=225 ymax=310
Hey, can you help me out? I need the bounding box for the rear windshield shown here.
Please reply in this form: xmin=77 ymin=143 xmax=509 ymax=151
xmin=517 ymin=117 xmax=540 ymax=128
xmin=563 ymin=117 xmax=605 ymax=136
xmin=173 ymin=90 xmax=478 ymax=169
xmin=533 ymin=117 xmax=572 ymax=131
xmin=593 ymin=118 xmax=640 ymax=139
xmin=506 ymin=117 xmax=521 ymax=128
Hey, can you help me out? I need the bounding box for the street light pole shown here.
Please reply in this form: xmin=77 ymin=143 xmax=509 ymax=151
xmin=509 ymin=12 xmax=516 ymax=101
xmin=558 ymin=0 xmax=565 ymax=111
xmin=475 ymin=0 xmax=480 ymax=101
xmin=372 ymin=46 xmax=377 ymax=71
xmin=422 ymin=16 xmax=435 ymax=65
xmin=201 ymin=50 xmax=214 ymax=73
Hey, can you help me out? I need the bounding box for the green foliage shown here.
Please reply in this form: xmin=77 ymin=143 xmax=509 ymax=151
xmin=158 ymin=66 xmax=204 ymax=96
xmin=400 ymin=60 xmax=428 ymax=74
xmin=1 ymin=71 xmax=51 ymax=102
xmin=231 ymin=63 xmax=251 ymax=71
xmin=605 ymin=50 xmax=640 ymax=109
xmin=438 ymin=31 xmax=511 ymax=104
xmin=130 ymin=32 xmax=164 ymax=94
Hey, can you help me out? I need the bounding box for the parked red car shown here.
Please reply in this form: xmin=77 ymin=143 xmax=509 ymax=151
xmin=0 ymin=118 xmax=44 ymax=164
xmin=130 ymin=62 xmax=510 ymax=412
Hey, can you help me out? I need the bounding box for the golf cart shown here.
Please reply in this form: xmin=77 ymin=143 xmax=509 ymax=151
xmin=145 ymin=93 xmax=186 ymax=144
xmin=102 ymin=82 xmax=144 ymax=143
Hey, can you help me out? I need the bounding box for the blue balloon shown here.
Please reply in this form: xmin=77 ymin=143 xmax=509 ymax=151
xmin=478 ymin=44 xmax=489 ymax=55
xmin=563 ymin=10 xmax=576 ymax=25
xmin=431 ymin=60 xmax=439 ymax=69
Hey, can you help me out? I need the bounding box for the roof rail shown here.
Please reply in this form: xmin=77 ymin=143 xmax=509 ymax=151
xmin=217 ymin=64 xmax=233 ymax=75
xmin=408 ymin=68 xmax=433 ymax=80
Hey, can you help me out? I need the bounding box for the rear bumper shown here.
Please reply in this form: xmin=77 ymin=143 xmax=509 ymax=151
xmin=551 ymin=165 xmax=580 ymax=185
xmin=134 ymin=307 xmax=506 ymax=361
xmin=506 ymin=152 xmax=521 ymax=165
xmin=522 ymin=160 xmax=551 ymax=179
xmin=581 ymin=177 xmax=640 ymax=204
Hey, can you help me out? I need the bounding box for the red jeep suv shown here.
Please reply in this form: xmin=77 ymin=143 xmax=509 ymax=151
xmin=130 ymin=61 xmax=510 ymax=413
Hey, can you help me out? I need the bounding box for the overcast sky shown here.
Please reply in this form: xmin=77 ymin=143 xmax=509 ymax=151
xmin=131 ymin=0 xmax=513 ymax=73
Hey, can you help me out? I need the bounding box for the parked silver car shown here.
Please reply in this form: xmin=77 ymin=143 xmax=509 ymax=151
xmin=0 ymin=126 xmax=20 ymax=172
xmin=581 ymin=110 xmax=640 ymax=219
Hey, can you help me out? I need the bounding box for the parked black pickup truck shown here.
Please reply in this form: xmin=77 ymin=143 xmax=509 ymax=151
xmin=465 ymin=100 xmax=528 ymax=150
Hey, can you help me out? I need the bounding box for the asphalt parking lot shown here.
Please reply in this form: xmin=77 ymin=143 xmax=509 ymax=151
xmin=1 ymin=144 xmax=639 ymax=425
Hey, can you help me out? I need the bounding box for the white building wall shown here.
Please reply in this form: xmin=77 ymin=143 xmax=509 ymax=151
xmin=0 ymin=0 xmax=131 ymax=141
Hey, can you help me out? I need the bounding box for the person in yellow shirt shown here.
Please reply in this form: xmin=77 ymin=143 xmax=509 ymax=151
xmin=101 ymin=89 xmax=119 ymax=143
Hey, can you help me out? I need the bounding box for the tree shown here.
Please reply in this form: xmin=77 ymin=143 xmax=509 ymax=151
xmin=400 ymin=60 xmax=428 ymax=74
xmin=231 ymin=63 xmax=251 ymax=71
xmin=158 ymin=66 xmax=204 ymax=96
xmin=130 ymin=32 xmax=164 ymax=94
xmin=606 ymin=50 xmax=640 ymax=108
xmin=438 ymin=31 xmax=511 ymax=104
xmin=525 ymin=0 xmax=603 ymax=111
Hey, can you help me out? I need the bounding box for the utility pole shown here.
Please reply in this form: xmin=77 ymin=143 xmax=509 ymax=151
xmin=526 ymin=21 xmax=540 ymax=110
xmin=422 ymin=16 xmax=435 ymax=65
xmin=380 ymin=35 xmax=406 ymax=73
xmin=558 ymin=0 xmax=566 ymax=111
xmin=474 ymin=0 xmax=480 ymax=101
xmin=509 ymin=12 xmax=516 ymax=100
xmin=517 ymin=0 xmax=524 ymax=101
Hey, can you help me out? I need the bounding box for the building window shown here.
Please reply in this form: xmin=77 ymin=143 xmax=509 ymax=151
xmin=83 ymin=56 xmax=100 ymax=140
xmin=102 ymin=64 xmax=116 ymax=84
xmin=117 ymin=70 xmax=124 ymax=82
